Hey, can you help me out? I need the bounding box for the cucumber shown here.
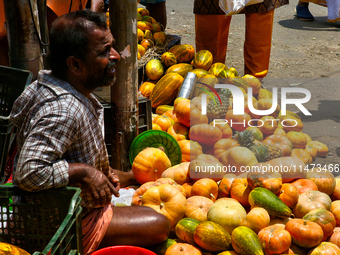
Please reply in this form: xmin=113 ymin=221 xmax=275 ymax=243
xmin=231 ymin=226 xmax=264 ymax=255
xmin=248 ymin=187 xmax=292 ymax=218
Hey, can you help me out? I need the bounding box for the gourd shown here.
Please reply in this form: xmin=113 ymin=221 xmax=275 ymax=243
xmin=231 ymin=226 xmax=264 ymax=255
xmin=168 ymin=44 xmax=195 ymax=63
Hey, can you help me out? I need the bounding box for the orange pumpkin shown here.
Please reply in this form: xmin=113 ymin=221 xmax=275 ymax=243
xmin=306 ymin=169 xmax=336 ymax=196
xmin=258 ymin=115 xmax=278 ymax=135
xmin=263 ymin=134 xmax=293 ymax=156
xmin=242 ymin=207 xmax=270 ymax=234
xmin=213 ymin=138 xmax=240 ymax=162
xmin=191 ymin=178 xmax=219 ymax=202
xmin=331 ymin=200 xmax=340 ymax=226
xmin=163 ymin=109 xmax=178 ymax=122
xmin=291 ymin=148 xmax=313 ymax=165
xmin=211 ymin=120 xmax=233 ymax=139
xmin=278 ymin=183 xmax=299 ymax=208
xmin=189 ymin=124 xmax=223 ymax=146
xmin=281 ymin=116 xmax=304 ymax=132
xmin=189 ymin=157 xmax=225 ymax=182
xmin=153 ymin=115 xmax=175 ymax=131
xmin=230 ymin=177 xmax=252 ymax=207
xmin=182 ymin=182 xmax=193 ymax=198
xmin=225 ymin=109 xmax=251 ymax=132
xmin=286 ymin=131 xmax=307 ymax=149
xmin=221 ymin=146 xmax=258 ymax=173
xmin=190 ymin=107 xmax=209 ymax=126
xmin=251 ymin=98 xmax=280 ymax=119
xmin=131 ymin=181 xmax=156 ymax=205
xmin=185 ymin=195 xmax=214 ymax=222
xmin=331 ymin=177 xmax=340 ymax=201
xmin=218 ymin=173 xmax=238 ymax=198
xmin=132 ymin=148 xmax=172 ymax=184
xmin=152 ymin=123 xmax=163 ymax=130
xmin=328 ymin=227 xmax=340 ymax=247
xmin=178 ymin=139 xmax=203 ymax=162
xmin=167 ymin=122 xmax=189 ymax=141
xmin=247 ymin=171 xmax=282 ymax=195
xmin=175 ymin=99 xmax=191 ymax=127
xmin=164 ymin=243 xmax=202 ymax=255
xmin=292 ymin=179 xmax=318 ymax=194
xmin=161 ymin=162 xmax=191 ymax=185
xmin=258 ymin=224 xmax=292 ymax=254
xmin=285 ymin=219 xmax=323 ymax=248
xmin=307 ymin=141 xmax=328 ymax=157
xmin=142 ymin=184 xmax=187 ymax=228
xmin=139 ymin=81 xmax=156 ymax=99
xmin=305 ymin=144 xmax=318 ymax=160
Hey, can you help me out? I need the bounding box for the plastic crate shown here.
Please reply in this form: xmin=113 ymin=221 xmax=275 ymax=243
xmin=0 ymin=65 xmax=33 ymax=182
xmin=0 ymin=186 xmax=83 ymax=255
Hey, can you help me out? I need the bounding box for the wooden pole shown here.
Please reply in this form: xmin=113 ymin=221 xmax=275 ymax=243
xmin=109 ymin=0 xmax=138 ymax=171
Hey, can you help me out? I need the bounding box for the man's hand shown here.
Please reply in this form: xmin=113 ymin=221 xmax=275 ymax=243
xmin=68 ymin=163 xmax=119 ymax=207
xmin=108 ymin=168 xmax=121 ymax=192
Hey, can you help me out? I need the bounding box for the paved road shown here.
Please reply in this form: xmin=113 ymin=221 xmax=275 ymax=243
xmin=164 ymin=0 xmax=340 ymax=167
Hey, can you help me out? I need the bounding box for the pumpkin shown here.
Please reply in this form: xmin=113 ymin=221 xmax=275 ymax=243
xmin=182 ymin=182 xmax=193 ymax=198
xmin=222 ymin=146 xmax=258 ymax=173
xmin=269 ymin=218 xmax=290 ymax=226
xmin=305 ymin=144 xmax=318 ymax=160
xmin=190 ymin=178 xmax=219 ymax=202
xmin=178 ymin=139 xmax=203 ymax=162
xmin=274 ymin=127 xmax=286 ymax=136
xmin=231 ymin=226 xmax=264 ymax=255
xmin=192 ymin=50 xmax=213 ymax=70
xmin=303 ymin=208 xmax=336 ymax=241
xmin=291 ymin=148 xmax=313 ymax=165
xmin=142 ymin=184 xmax=187 ymax=228
xmin=258 ymin=115 xmax=278 ymax=135
xmin=190 ymin=107 xmax=209 ymax=126
xmin=131 ymin=181 xmax=156 ymax=206
xmin=146 ymin=59 xmax=164 ymax=80
xmin=306 ymin=168 xmax=336 ymax=195
xmin=174 ymin=99 xmax=190 ymax=127
xmin=266 ymin=157 xmax=306 ymax=183
xmin=155 ymin=105 xmax=174 ymax=116
xmin=243 ymin=74 xmax=262 ymax=95
xmin=175 ymin=218 xmax=200 ymax=244
xmin=211 ymin=121 xmax=233 ymax=139
xmin=218 ymin=173 xmax=238 ymax=198
xmin=0 ymin=243 xmax=30 ymax=255
xmin=286 ymin=131 xmax=307 ymax=149
xmin=162 ymin=109 xmax=178 ymax=122
xmin=328 ymin=227 xmax=340 ymax=247
xmin=278 ymin=183 xmax=299 ymax=208
xmin=331 ymin=177 xmax=340 ymax=201
xmin=308 ymin=242 xmax=340 ymax=255
xmin=194 ymin=221 xmax=232 ymax=252
xmin=153 ymin=115 xmax=175 ymax=131
xmin=247 ymin=170 xmax=282 ymax=195
xmin=285 ymin=219 xmax=324 ymax=248
xmin=258 ymin=224 xmax=291 ymax=254
xmin=230 ymin=177 xmax=252 ymax=207
xmin=164 ymin=243 xmax=202 ymax=255
xmin=189 ymin=124 xmax=223 ymax=146
xmin=250 ymin=99 xmax=280 ymax=119
xmin=161 ymin=162 xmax=190 ymax=185
xmin=307 ymin=141 xmax=328 ymax=157
xmin=150 ymin=73 xmax=184 ymax=108
xmin=213 ymin=139 xmax=239 ymax=162
xmin=242 ymin=207 xmax=270 ymax=234
xmin=149 ymin=238 xmax=177 ymax=255
xmin=185 ymin=196 xmax=214 ymax=222
xmin=132 ymin=148 xmax=172 ymax=184
xmin=263 ymin=134 xmax=293 ymax=156
xmin=207 ymin=198 xmax=247 ymax=234
xmin=331 ymin=200 xmax=340 ymax=226
xmin=165 ymin=63 xmax=194 ymax=78
xmin=168 ymin=44 xmax=195 ymax=63
xmin=225 ymin=109 xmax=251 ymax=132
xmin=161 ymin=52 xmax=177 ymax=68
xmin=167 ymin=122 xmax=189 ymax=141
xmin=292 ymin=178 xmax=319 ymax=194
xmin=293 ymin=190 xmax=332 ymax=218
xmin=139 ymin=81 xmax=155 ymax=99
xmin=281 ymin=116 xmax=304 ymax=132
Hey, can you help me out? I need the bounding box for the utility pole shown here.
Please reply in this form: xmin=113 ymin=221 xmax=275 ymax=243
xmin=3 ymin=0 xmax=45 ymax=77
xmin=109 ymin=0 xmax=138 ymax=171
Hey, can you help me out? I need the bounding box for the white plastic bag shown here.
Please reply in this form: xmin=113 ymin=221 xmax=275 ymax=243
xmin=111 ymin=188 xmax=135 ymax=206
xmin=219 ymin=0 xmax=264 ymax=15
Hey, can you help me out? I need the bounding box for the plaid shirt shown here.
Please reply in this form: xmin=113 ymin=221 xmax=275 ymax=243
xmin=10 ymin=70 xmax=110 ymax=213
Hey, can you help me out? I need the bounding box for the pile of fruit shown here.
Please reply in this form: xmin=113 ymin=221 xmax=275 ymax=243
xmin=130 ymin=42 xmax=338 ymax=254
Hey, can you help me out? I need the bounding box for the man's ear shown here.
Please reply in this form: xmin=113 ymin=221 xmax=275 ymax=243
xmin=67 ymin=56 xmax=84 ymax=76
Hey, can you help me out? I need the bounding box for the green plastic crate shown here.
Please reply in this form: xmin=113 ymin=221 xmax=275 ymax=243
xmin=0 ymin=186 xmax=83 ymax=255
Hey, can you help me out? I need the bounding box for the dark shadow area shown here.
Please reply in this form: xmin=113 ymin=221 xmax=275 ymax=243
xmin=278 ymin=17 xmax=340 ymax=31
xmin=336 ymin=147 xmax=340 ymax=157
xmin=297 ymin=100 xmax=340 ymax=123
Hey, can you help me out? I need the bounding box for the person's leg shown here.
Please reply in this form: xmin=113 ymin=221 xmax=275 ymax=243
xmin=97 ymin=205 xmax=171 ymax=248
xmin=244 ymin=10 xmax=274 ymax=79
xmin=144 ymin=2 xmax=167 ymax=29
xmin=195 ymin=14 xmax=232 ymax=64
xmin=296 ymin=1 xmax=314 ymax=21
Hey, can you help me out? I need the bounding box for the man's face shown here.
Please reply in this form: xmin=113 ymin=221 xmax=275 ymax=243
xmin=82 ymin=27 xmax=120 ymax=90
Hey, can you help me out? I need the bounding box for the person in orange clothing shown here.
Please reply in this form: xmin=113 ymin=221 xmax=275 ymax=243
xmin=194 ymin=0 xmax=288 ymax=79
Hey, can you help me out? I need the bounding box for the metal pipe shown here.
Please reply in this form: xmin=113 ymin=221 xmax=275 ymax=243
xmin=37 ymin=0 xmax=49 ymax=67
xmin=109 ymin=0 xmax=138 ymax=171
xmin=3 ymin=0 xmax=43 ymax=77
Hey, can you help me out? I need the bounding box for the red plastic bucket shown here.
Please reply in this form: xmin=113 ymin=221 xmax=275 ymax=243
xmin=92 ymin=246 xmax=157 ymax=255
